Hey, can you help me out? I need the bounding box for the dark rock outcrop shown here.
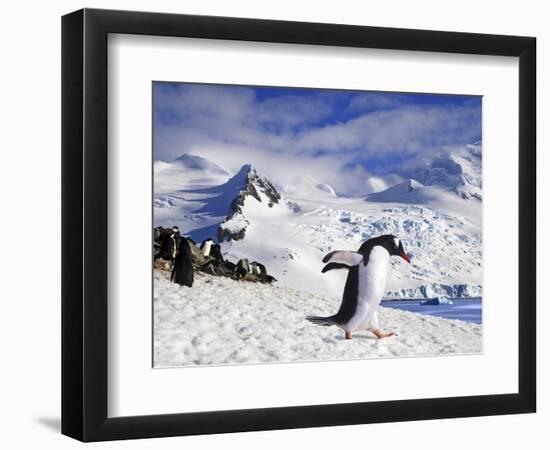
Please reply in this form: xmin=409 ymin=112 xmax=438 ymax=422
xmin=218 ymin=226 xmax=247 ymax=242
xmin=153 ymin=227 xmax=277 ymax=284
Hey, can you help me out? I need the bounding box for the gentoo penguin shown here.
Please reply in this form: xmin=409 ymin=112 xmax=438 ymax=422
xmin=200 ymin=239 xmax=214 ymax=257
xmin=171 ymin=237 xmax=194 ymax=287
xmin=251 ymin=261 xmax=267 ymax=277
xmin=209 ymin=243 xmax=224 ymax=262
xmin=235 ymin=258 xmax=250 ymax=278
xmin=157 ymin=227 xmax=179 ymax=263
xmin=306 ymin=235 xmax=410 ymax=340
xmin=251 ymin=262 xmax=262 ymax=276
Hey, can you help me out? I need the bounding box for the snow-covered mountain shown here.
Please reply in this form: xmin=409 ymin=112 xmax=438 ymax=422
xmin=172 ymin=153 xmax=229 ymax=175
xmin=401 ymin=143 xmax=482 ymax=200
xmin=366 ymin=178 xmax=425 ymax=202
xmin=218 ymin=164 xmax=282 ymax=241
xmin=154 ymin=147 xmax=482 ymax=299
xmin=154 ymin=153 xmax=229 ymax=194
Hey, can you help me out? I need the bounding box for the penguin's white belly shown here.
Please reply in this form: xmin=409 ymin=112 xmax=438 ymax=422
xmin=344 ymin=247 xmax=389 ymax=332
xmin=202 ymin=240 xmax=212 ymax=257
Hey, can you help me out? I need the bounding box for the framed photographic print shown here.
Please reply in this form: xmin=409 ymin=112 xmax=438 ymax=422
xmin=62 ymin=8 xmax=536 ymax=442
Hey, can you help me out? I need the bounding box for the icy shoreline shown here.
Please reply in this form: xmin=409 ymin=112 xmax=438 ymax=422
xmin=154 ymin=270 xmax=482 ymax=368
xmin=385 ymin=283 xmax=482 ymax=299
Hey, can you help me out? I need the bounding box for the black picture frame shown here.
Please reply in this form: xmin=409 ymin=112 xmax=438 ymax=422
xmin=61 ymin=8 xmax=536 ymax=442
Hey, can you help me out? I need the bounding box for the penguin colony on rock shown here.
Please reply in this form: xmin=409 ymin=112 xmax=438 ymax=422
xmin=153 ymin=226 xmax=277 ymax=287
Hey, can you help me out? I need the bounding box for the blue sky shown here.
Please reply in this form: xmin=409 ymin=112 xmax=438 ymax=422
xmin=153 ymin=82 xmax=481 ymax=195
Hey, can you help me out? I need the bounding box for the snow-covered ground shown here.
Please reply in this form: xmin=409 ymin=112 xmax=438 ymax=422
xmin=154 ymin=270 xmax=482 ymax=368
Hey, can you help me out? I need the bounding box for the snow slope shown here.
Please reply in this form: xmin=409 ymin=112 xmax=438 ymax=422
xmin=154 ymin=153 xmax=229 ymax=194
xmin=154 ymin=270 xmax=482 ymax=367
xmin=366 ymin=178 xmax=425 ymax=202
xmin=154 ymin=154 xmax=233 ymax=242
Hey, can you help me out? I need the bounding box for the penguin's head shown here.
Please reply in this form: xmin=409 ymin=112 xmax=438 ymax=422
xmin=385 ymin=235 xmax=411 ymax=263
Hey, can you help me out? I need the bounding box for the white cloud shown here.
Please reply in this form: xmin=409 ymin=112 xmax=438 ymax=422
xmin=153 ymin=83 xmax=480 ymax=196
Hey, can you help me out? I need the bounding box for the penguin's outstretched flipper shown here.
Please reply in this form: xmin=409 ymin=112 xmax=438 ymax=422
xmin=321 ymin=262 xmax=350 ymax=273
xmin=306 ymin=315 xmax=337 ymax=327
xmin=321 ymin=251 xmax=363 ymax=273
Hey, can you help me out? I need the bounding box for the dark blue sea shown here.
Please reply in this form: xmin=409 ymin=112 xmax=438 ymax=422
xmin=381 ymin=298 xmax=482 ymax=324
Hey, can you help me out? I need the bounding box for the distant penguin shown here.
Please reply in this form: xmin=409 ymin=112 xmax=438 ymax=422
xmin=171 ymin=237 xmax=194 ymax=287
xmin=251 ymin=261 xmax=267 ymax=277
xmin=157 ymin=228 xmax=178 ymax=263
xmin=235 ymin=258 xmax=250 ymax=278
xmin=306 ymin=235 xmax=411 ymax=340
xmin=251 ymin=262 xmax=261 ymax=276
xmin=200 ymin=239 xmax=214 ymax=257
xmin=210 ymin=243 xmax=224 ymax=262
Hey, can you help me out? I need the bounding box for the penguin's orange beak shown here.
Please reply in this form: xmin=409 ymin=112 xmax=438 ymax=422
xmin=399 ymin=251 xmax=411 ymax=263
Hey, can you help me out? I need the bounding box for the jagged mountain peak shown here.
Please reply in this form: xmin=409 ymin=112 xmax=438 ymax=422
xmin=225 ymin=164 xmax=258 ymax=186
xmin=222 ymin=164 xmax=281 ymax=205
xmin=229 ymin=163 xmax=254 ymax=180
xmin=218 ymin=165 xmax=282 ymax=242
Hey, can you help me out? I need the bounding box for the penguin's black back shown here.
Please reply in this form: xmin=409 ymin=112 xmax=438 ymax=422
xmin=331 ymin=265 xmax=359 ymax=325
xmin=171 ymin=238 xmax=194 ymax=287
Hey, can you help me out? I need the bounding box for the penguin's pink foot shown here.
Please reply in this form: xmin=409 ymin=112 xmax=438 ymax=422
xmin=345 ymin=331 xmax=352 ymax=340
xmin=373 ymin=330 xmax=396 ymax=339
